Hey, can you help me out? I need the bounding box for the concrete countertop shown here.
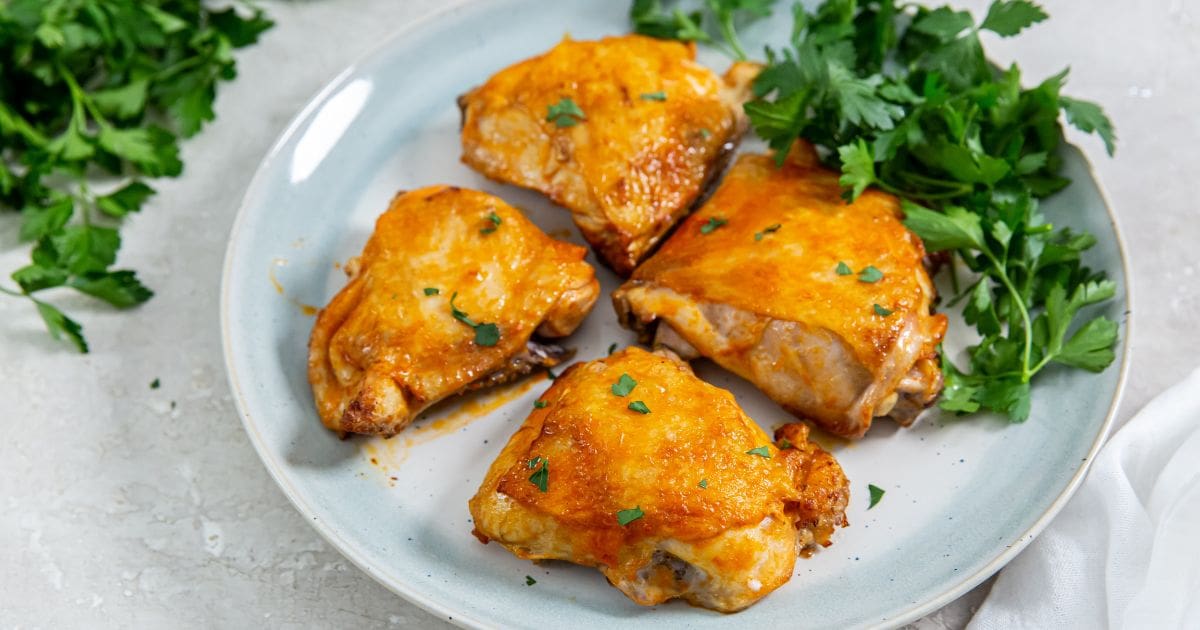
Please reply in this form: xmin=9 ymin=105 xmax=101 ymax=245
xmin=2 ymin=0 xmax=1196 ymax=627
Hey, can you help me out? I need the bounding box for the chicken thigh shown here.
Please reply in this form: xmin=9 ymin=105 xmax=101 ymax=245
xmin=612 ymin=148 xmax=947 ymax=439
xmin=308 ymin=185 xmax=599 ymax=437
xmin=459 ymin=34 xmax=758 ymax=275
xmin=469 ymin=347 xmax=848 ymax=612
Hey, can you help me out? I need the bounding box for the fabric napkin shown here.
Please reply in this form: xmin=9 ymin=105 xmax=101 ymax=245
xmin=969 ymin=366 xmax=1200 ymax=629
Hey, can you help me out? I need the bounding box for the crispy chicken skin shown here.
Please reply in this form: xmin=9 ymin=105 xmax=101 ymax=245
xmin=612 ymin=148 xmax=948 ymax=439
xmin=469 ymin=347 xmax=848 ymax=612
xmin=308 ymin=186 xmax=599 ymax=437
xmin=459 ymin=34 xmax=758 ymax=275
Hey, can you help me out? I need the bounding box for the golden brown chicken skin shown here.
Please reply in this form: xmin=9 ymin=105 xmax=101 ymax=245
xmin=613 ymin=148 xmax=948 ymax=439
xmin=308 ymin=186 xmax=599 ymax=437
xmin=469 ymin=347 xmax=848 ymax=612
xmin=459 ymin=34 xmax=758 ymax=275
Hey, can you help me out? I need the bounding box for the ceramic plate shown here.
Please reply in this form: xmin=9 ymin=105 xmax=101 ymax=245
xmin=220 ymin=1 xmax=1131 ymax=627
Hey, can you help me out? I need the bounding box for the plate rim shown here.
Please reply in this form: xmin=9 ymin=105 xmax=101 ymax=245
xmin=218 ymin=3 xmax=1135 ymax=627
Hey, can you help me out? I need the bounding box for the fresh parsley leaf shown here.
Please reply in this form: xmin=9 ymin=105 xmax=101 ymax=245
xmin=628 ymin=400 xmax=651 ymax=414
xmin=525 ymin=575 xmax=537 ymax=586
xmin=835 ymin=261 xmax=853 ymax=275
xmin=95 ymin=182 xmax=155 ymax=218
xmin=546 ymin=97 xmax=586 ymax=127
xmin=873 ymin=304 xmax=894 ymax=317
xmin=700 ymin=216 xmax=728 ymax=234
xmin=858 ymin=265 xmax=883 ymax=283
xmin=0 ymin=1 xmax=272 ymax=351
xmin=1060 ymin=96 xmax=1116 ymax=156
xmin=868 ymin=484 xmax=885 ymax=509
xmin=980 ymin=0 xmax=1048 ymax=37
xmin=698 ymin=478 xmax=708 ymax=488
xmin=611 ymin=373 xmax=637 ymax=396
xmin=745 ymin=445 xmax=771 ymax=458
xmin=777 ymin=437 xmax=793 ymax=449
xmin=640 ymin=91 xmax=668 ymax=101
xmin=837 ymin=139 xmax=877 ymax=201
xmin=616 ymin=506 xmax=645 ymax=526
xmin=424 ymin=287 xmax=439 ymax=296
xmin=534 ymin=400 xmax=548 ymax=409
xmin=33 ymin=299 xmax=87 ymax=353
xmin=900 ymin=202 xmax=985 ymax=252
xmin=529 ymin=458 xmax=549 ymax=492
xmin=150 ymin=378 xmax=161 ymax=389
xmin=608 ymin=342 xmax=618 ymax=355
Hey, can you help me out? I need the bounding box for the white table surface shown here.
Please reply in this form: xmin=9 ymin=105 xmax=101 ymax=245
xmin=2 ymin=1 xmax=1196 ymax=627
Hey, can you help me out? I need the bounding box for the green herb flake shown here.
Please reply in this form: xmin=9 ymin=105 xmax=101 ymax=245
xmin=534 ymin=400 xmax=548 ymax=409
xmin=755 ymin=223 xmax=782 ymax=241
xmin=858 ymin=265 xmax=884 ymax=283
xmin=868 ymin=484 xmax=885 ymax=509
xmin=607 ymin=342 xmax=618 ymax=355
xmin=611 ymin=373 xmax=637 ymax=397
xmin=777 ymin=437 xmax=793 ymax=450
xmin=546 ymin=97 xmax=586 ymax=127
xmin=640 ymin=91 xmax=668 ymax=101
xmin=529 ymin=458 xmax=549 ymax=493
xmin=449 ymin=292 xmax=501 ymax=346
xmin=699 ymin=128 xmax=712 ymax=139
xmin=873 ymin=304 xmax=894 ymax=317
xmin=700 ymin=217 xmax=728 ymax=235
xmin=616 ymin=506 xmax=645 ymax=526
xmin=480 ymin=213 xmax=501 ymax=235
xmin=836 ymin=261 xmax=853 ymax=276
xmin=698 ymin=479 xmax=708 ymax=489
xmin=746 ymin=445 xmax=771 ymax=458
xmin=546 ymin=368 xmax=558 ymax=380
xmin=423 ymin=287 xmax=439 ymax=296
xmin=525 ymin=575 xmax=537 ymax=586
xmin=150 ymin=378 xmax=160 ymax=389
xmin=628 ymin=400 xmax=651 ymax=414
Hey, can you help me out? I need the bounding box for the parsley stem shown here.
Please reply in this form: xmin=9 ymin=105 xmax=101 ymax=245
xmin=716 ymin=17 xmax=748 ymax=60
xmin=983 ymin=250 xmax=1034 ymax=383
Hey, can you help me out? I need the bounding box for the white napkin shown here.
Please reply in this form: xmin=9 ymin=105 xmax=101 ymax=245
xmin=969 ymin=367 xmax=1200 ymax=629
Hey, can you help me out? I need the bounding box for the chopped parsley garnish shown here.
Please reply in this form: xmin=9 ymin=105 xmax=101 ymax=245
xmin=698 ymin=128 xmax=712 ymax=138
xmin=546 ymin=367 xmax=558 ymax=380
xmin=534 ymin=400 xmax=548 ymax=409
xmin=873 ymin=304 xmax=894 ymax=317
xmin=698 ymin=479 xmax=708 ymax=489
xmin=423 ymin=287 xmax=439 ymax=296
xmin=835 ymin=261 xmax=853 ymax=276
xmin=616 ymin=506 xmax=645 ymax=526
xmin=529 ymin=458 xmax=549 ymax=493
xmin=700 ymin=217 xmax=728 ymax=234
xmin=777 ymin=437 xmax=793 ymax=450
xmin=639 ymin=91 xmax=667 ymax=101
xmin=754 ymin=224 xmax=782 ymax=241
xmin=525 ymin=575 xmax=537 ymax=586
xmin=608 ymin=343 xmax=618 ymax=355
xmin=546 ymin=97 xmax=586 ymax=127
xmin=868 ymin=484 xmax=885 ymax=509
xmin=611 ymin=373 xmax=637 ymax=397
xmin=858 ymin=265 xmax=884 ymax=283
xmin=150 ymin=378 xmax=160 ymax=389
xmin=628 ymin=401 xmax=651 ymax=414
xmin=449 ymin=292 xmax=501 ymax=346
xmin=745 ymin=445 xmax=771 ymax=458
xmin=480 ymin=211 xmax=502 ymax=235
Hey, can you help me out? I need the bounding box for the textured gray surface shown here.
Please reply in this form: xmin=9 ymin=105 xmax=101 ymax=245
xmin=0 ymin=1 xmax=1195 ymax=628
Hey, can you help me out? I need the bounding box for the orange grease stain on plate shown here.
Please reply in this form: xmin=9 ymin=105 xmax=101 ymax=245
xmin=362 ymin=376 xmax=547 ymax=484
xmin=268 ymin=257 xmax=321 ymax=316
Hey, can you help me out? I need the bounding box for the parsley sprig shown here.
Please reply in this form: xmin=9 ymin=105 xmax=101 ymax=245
xmin=636 ymin=0 xmax=1120 ymax=421
xmin=0 ymin=0 xmax=272 ymax=352
xmin=631 ymin=0 xmax=779 ymax=61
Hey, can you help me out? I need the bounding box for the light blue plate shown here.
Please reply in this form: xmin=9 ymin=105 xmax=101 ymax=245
xmin=220 ymin=2 xmax=1132 ymax=627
